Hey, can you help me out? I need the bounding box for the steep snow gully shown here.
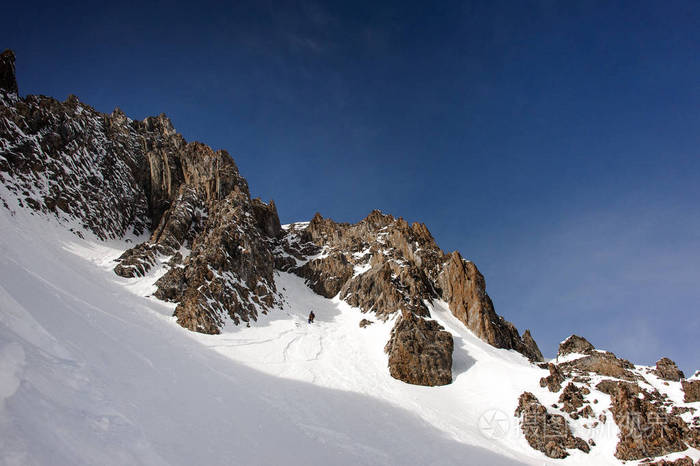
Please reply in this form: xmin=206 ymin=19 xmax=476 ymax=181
xmin=0 ymin=208 xmax=526 ymax=465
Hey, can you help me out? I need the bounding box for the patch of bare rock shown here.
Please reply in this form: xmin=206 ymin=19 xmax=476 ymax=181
xmin=682 ymin=379 xmax=700 ymax=403
xmin=558 ymin=334 xmax=595 ymax=357
xmin=514 ymin=392 xmax=589 ymax=459
xmin=610 ymin=382 xmax=692 ymax=460
xmin=654 ymin=357 xmax=686 ymax=382
xmin=539 ymin=363 xmax=565 ymax=392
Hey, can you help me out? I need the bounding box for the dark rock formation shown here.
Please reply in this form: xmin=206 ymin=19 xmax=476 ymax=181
xmin=0 ymin=50 xmax=281 ymax=333
xmin=558 ymin=382 xmax=585 ymax=413
xmin=438 ymin=252 xmax=543 ymax=362
xmin=610 ymin=383 xmax=689 ymax=461
xmin=595 ymin=379 xmax=641 ymax=396
xmin=560 ymin=350 xmax=637 ymax=381
xmin=558 ymin=335 xmax=595 ymax=357
xmin=578 ymin=405 xmax=594 ymax=419
xmin=384 ymin=311 xmax=453 ymax=386
xmin=514 ymin=392 xmax=590 ymax=459
xmin=296 ymin=252 xmax=354 ymax=298
xmin=154 ymin=190 xmax=279 ymax=332
xmin=653 ymin=358 xmax=685 ymax=382
xmin=539 ymin=363 xmax=565 ymax=392
xmin=1 ymin=49 xmax=17 ymax=95
xmin=1 ymin=92 xmax=154 ymax=239
xmin=682 ymin=379 xmax=700 ymax=403
xmin=359 ymin=319 xmax=373 ymax=328
xmin=522 ymin=330 xmax=544 ymax=362
xmin=114 ymin=185 xmax=206 ymax=278
xmin=281 ymin=211 xmax=543 ymax=364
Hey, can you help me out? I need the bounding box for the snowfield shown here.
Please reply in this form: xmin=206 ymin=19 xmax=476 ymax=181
xmin=1 ymin=206 xmax=698 ymax=465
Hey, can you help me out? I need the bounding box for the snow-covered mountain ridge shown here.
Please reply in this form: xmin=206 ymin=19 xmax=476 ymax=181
xmin=1 ymin=49 xmax=699 ymax=465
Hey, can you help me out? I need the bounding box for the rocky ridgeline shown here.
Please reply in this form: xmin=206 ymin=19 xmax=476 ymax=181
xmin=514 ymin=335 xmax=700 ymax=462
xmin=276 ymin=210 xmax=544 ymax=385
xmin=0 ymin=49 xmax=282 ymax=331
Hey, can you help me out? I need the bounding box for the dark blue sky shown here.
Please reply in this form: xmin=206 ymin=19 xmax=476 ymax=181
xmin=4 ymin=1 xmax=699 ymax=372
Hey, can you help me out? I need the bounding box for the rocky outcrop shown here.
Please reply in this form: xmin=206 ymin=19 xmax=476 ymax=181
xmin=524 ymin=342 xmax=699 ymax=464
xmin=514 ymin=392 xmax=589 ymax=459
xmin=610 ymin=383 xmax=689 ymax=461
xmin=558 ymin=382 xmax=585 ymax=413
xmin=560 ymin=350 xmax=637 ymax=381
xmin=384 ymin=311 xmax=453 ymax=386
xmin=595 ymin=379 xmax=641 ymax=396
xmin=539 ymin=363 xmax=565 ymax=392
xmin=682 ymin=380 xmax=700 ymax=403
xmin=152 ymin=190 xmax=279 ymax=333
xmin=0 ymin=50 xmax=282 ymax=333
xmin=0 ymin=93 xmax=153 ymax=239
xmin=522 ymin=330 xmax=544 ymax=362
xmin=438 ymin=252 xmax=543 ymax=362
xmin=1 ymin=49 xmax=17 ymax=95
xmin=341 ymin=261 xmax=432 ymax=319
xmin=114 ymin=185 xmax=206 ymax=277
xmin=296 ymin=252 xmax=354 ymax=298
xmin=558 ymin=335 xmax=595 ymax=357
xmin=654 ymin=358 xmax=685 ymax=382
xmin=282 ymin=211 xmax=543 ymax=363
xmin=251 ymin=198 xmax=283 ymax=239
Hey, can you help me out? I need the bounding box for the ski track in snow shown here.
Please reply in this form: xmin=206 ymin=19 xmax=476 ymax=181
xmin=1 ymin=206 xmax=698 ymax=465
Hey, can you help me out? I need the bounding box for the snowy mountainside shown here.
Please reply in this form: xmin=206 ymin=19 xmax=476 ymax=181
xmin=2 ymin=48 xmax=700 ymax=465
xmin=2 ymin=208 xmax=698 ymax=465
xmin=0 ymin=205 xmax=524 ymax=466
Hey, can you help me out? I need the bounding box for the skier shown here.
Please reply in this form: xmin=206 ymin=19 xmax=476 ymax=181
xmin=308 ymin=310 xmax=315 ymax=324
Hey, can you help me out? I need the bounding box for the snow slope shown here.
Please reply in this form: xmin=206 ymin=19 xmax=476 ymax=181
xmin=0 ymin=208 xmax=524 ymax=464
xmin=2 ymin=206 xmax=697 ymax=465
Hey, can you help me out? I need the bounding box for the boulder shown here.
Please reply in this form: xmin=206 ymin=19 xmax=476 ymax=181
xmin=384 ymin=311 xmax=453 ymax=386
xmin=359 ymin=319 xmax=373 ymax=328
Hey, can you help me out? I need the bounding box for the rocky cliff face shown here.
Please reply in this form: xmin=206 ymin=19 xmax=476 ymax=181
xmin=278 ymin=211 xmax=542 ymax=376
xmin=274 ymin=210 xmax=546 ymax=384
xmin=0 ymin=49 xmax=282 ymax=332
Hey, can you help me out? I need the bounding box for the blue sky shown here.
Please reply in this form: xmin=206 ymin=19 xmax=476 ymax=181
xmin=3 ymin=1 xmax=699 ymax=372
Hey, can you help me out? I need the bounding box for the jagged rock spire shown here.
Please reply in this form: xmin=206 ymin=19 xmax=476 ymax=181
xmin=1 ymin=49 xmax=18 ymax=95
